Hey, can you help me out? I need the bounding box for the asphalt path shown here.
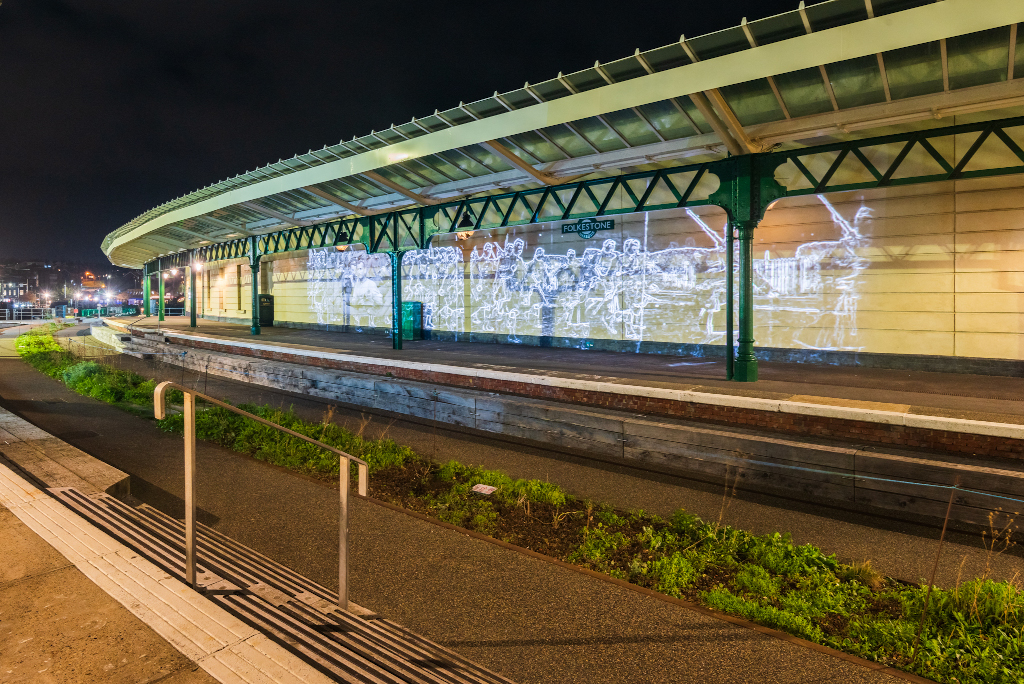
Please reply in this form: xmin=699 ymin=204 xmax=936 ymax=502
xmin=0 ymin=322 xmax=1014 ymax=682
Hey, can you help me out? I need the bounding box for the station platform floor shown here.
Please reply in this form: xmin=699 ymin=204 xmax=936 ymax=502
xmin=115 ymin=316 xmax=1024 ymax=426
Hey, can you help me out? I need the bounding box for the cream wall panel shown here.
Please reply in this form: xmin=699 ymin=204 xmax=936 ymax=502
xmin=761 ymin=199 xmax=951 ymax=230
xmin=751 ymin=327 xmax=953 ymax=356
xmin=860 ymin=246 xmax=955 ymax=262
xmin=955 ymin=209 xmax=1024 ymax=234
xmin=954 ymin=250 xmax=1024 ymax=272
xmin=860 ymin=240 xmax=955 ymax=259
xmin=857 ymin=293 xmax=953 ymax=312
xmin=953 ymin=231 xmax=1024 ymax=253
xmin=851 ymin=329 xmax=954 ymax=356
xmin=858 ymin=273 xmax=954 ymax=293
xmin=956 ymin=313 xmax=1024 ymax=334
xmin=854 ymin=311 xmax=954 ymax=332
xmin=749 ymin=310 xmax=949 ymax=332
xmin=819 ymin=193 xmax=954 ymax=220
xmin=954 ymin=271 xmax=1024 ymax=293
xmin=854 ymin=214 xmax=954 ymax=239
xmin=953 ymin=187 xmax=1024 ymax=213
xmin=955 ymin=292 xmax=1024 ymax=313
xmin=954 ymin=174 xmax=1024 ymax=193
xmin=954 ymin=332 xmax=1024 ymax=360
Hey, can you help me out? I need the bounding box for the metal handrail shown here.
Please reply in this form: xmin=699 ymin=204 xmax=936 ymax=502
xmin=153 ymin=381 xmax=368 ymax=610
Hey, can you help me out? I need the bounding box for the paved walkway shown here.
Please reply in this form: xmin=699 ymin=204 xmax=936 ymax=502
xmin=6 ymin=320 xmax=1023 ymax=682
xmin=121 ymin=316 xmax=1024 ymax=425
xmin=0 ymin=349 xmax=922 ymax=683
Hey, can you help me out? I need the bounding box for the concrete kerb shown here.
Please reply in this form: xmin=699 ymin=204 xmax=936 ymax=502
xmin=104 ymin=319 xmax=1024 ymax=443
xmin=0 ymin=406 xmax=130 ymax=498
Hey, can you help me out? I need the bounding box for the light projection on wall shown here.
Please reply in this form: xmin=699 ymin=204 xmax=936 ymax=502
xmin=307 ymin=248 xmax=391 ymax=329
xmin=755 ymin=196 xmax=870 ymax=351
xmin=404 ymin=247 xmax=464 ymax=332
xmin=469 ymin=211 xmax=724 ymax=345
xmin=305 ymin=196 xmax=870 ymax=350
xmin=467 ymin=197 xmax=869 ymax=349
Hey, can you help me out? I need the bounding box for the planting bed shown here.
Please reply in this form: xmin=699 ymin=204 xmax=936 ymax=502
xmin=15 ymin=332 xmax=1024 ymax=684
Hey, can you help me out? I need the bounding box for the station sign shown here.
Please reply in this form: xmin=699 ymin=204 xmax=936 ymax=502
xmin=561 ymin=217 xmax=614 ymax=239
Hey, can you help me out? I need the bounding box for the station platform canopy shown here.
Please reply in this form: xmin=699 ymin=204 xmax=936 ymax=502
xmin=102 ymin=0 xmax=1024 ymax=270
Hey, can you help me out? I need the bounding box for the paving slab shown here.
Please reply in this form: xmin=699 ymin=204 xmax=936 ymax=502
xmin=0 ymin=507 xmax=216 ymax=684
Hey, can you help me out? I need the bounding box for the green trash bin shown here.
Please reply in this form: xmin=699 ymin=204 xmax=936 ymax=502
xmin=401 ymin=301 xmax=422 ymax=341
xmin=258 ymin=294 xmax=275 ymax=327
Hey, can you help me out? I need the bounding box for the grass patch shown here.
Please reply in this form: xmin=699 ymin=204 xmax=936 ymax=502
xmin=16 ymin=332 xmax=1024 ymax=682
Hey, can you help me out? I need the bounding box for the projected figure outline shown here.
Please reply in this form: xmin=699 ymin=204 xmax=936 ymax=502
xmin=307 ymin=196 xmax=869 ymax=350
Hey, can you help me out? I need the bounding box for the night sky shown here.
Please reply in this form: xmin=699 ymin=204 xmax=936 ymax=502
xmin=0 ymin=0 xmax=799 ymax=264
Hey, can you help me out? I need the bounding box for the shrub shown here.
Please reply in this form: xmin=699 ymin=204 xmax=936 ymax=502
xmin=16 ymin=333 xmax=63 ymax=355
xmin=735 ymin=565 xmax=781 ymax=597
xmin=566 ymin=525 xmax=628 ymax=572
xmin=62 ymin=361 xmax=104 ymax=387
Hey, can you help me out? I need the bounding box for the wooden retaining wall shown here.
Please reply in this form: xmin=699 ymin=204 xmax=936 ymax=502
xmin=117 ymin=330 xmax=1024 ymax=528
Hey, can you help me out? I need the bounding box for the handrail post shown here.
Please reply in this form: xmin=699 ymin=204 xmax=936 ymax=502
xmin=153 ymin=381 xmax=368 ymax=607
xmin=357 ymin=463 xmax=368 ymax=497
xmin=184 ymin=390 xmax=197 ymax=588
xmin=339 ymin=455 xmax=350 ymax=611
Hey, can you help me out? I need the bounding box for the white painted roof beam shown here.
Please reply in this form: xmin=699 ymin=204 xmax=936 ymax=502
xmin=362 ymin=170 xmax=441 ymax=205
xmin=238 ymin=201 xmax=324 ymax=227
xmin=301 ymin=186 xmax=393 ymax=217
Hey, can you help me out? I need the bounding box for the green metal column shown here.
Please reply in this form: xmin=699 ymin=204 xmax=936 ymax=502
xmin=142 ymin=266 xmax=150 ymax=316
xmin=158 ymin=270 xmax=165 ymax=322
xmin=725 ymin=222 xmax=735 ymax=381
xmin=390 ymin=251 xmax=405 ymax=350
xmin=250 ymin=261 xmax=261 ymax=335
xmin=189 ymin=261 xmax=197 ymax=328
xmin=716 ymin=153 xmax=773 ymax=383
xmin=734 ymin=219 xmax=758 ymax=382
xmin=249 ymin=237 xmax=261 ymax=335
